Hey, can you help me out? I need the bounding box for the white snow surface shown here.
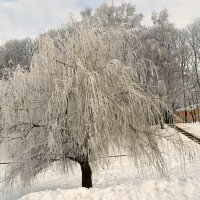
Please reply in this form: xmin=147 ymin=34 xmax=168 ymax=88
xmin=1 ymin=127 xmax=200 ymax=200
xmin=176 ymin=123 xmax=200 ymax=139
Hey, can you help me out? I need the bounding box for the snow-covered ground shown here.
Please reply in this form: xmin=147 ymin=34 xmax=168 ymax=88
xmin=176 ymin=123 xmax=200 ymax=139
xmin=1 ymin=126 xmax=200 ymax=200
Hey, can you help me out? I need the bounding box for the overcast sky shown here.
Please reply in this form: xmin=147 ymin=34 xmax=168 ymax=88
xmin=0 ymin=0 xmax=200 ymax=44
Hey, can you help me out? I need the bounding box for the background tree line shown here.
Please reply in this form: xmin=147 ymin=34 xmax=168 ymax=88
xmin=1 ymin=3 xmax=200 ymax=122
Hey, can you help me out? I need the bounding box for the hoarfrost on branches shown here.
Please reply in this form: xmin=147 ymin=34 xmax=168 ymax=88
xmin=0 ymin=19 xmax=181 ymax=188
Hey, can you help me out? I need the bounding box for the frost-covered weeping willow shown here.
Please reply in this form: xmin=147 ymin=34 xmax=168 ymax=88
xmin=1 ymin=19 xmax=169 ymax=187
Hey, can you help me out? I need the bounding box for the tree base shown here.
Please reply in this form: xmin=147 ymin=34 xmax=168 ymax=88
xmin=79 ymin=159 xmax=93 ymax=188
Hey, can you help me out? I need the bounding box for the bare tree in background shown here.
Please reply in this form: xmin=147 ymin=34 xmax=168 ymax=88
xmin=186 ymin=19 xmax=200 ymax=121
xmin=0 ymin=38 xmax=35 ymax=77
xmin=175 ymin=30 xmax=193 ymax=122
xmin=80 ymin=7 xmax=92 ymax=18
xmin=187 ymin=20 xmax=200 ymax=89
xmin=140 ymin=9 xmax=184 ymax=125
xmin=81 ymin=3 xmax=143 ymax=29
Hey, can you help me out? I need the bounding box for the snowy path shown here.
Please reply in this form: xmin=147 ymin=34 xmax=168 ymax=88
xmin=176 ymin=123 xmax=200 ymax=140
xmin=170 ymin=124 xmax=200 ymax=144
xmin=1 ymin=127 xmax=200 ymax=200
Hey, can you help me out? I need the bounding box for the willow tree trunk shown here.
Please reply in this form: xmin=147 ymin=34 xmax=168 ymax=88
xmin=79 ymin=159 xmax=92 ymax=188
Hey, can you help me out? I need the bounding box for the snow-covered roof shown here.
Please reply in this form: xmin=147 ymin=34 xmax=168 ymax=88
xmin=175 ymin=104 xmax=199 ymax=112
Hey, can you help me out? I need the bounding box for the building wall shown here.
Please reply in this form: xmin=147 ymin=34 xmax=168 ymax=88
xmin=174 ymin=107 xmax=200 ymax=123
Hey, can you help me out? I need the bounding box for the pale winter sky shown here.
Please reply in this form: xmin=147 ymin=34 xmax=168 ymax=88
xmin=0 ymin=0 xmax=200 ymax=44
